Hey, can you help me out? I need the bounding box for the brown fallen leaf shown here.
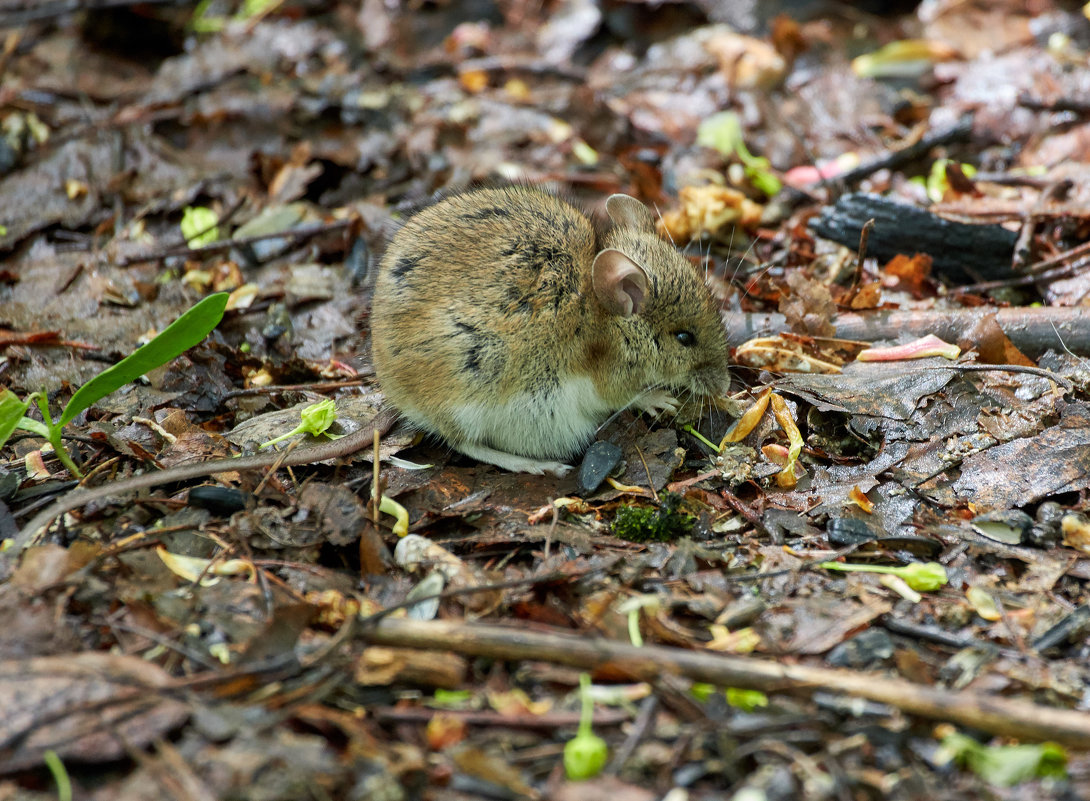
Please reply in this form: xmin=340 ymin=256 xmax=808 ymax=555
xmin=0 ymin=652 xmax=189 ymax=773
xmin=551 ymin=775 xmax=657 ymax=801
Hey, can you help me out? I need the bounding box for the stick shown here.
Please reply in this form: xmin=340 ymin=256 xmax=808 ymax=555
xmin=362 ymin=617 xmax=1090 ymax=748
xmin=727 ymin=307 xmax=1090 ymax=358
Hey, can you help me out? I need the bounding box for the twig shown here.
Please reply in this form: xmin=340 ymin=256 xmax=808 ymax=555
xmin=827 ymin=113 xmax=975 ymax=188
xmin=728 ymin=307 xmax=1090 ymax=358
xmin=371 ymin=705 xmax=630 ymax=730
xmin=117 ymin=219 xmax=352 ymax=267
xmin=633 ymin=443 xmax=659 ymax=504
xmin=607 ymin=694 xmax=658 ymax=774
xmin=929 ymin=362 xmax=1074 ymax=391
xmin=362 ymin=617 xmax=1090 ymax=748
xmin=221 ymin=378 xmax=371 ymax=400
xmin=844 ymin=217 xmax=875 ymax=304
xmin=956 ymin=255 xmax=1090 ymax=294
xmin=0 ymin=0 xmax=181 ymax=28
xmin=1024 ymin=239 xmax=1090 ymax=276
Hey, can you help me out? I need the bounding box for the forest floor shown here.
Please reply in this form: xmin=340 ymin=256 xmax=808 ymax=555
xmin=2 ymin=0 xmax=1090 ymax=798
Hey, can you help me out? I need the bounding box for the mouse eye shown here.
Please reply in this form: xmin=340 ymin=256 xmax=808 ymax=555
xmin=675 ymin=331 xmax=695 ymax=347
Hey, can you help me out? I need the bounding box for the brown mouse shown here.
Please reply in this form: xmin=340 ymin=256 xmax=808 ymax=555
xmin=371 ymin=186 xmax=730 ymax=476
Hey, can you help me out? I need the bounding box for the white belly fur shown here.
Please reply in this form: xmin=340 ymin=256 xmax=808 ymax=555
xmin=450 ymin=375 xmax=613 ymax=459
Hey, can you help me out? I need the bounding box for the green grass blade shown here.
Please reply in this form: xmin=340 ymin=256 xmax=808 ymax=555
xmin=43 ymin=750 xmax=72 ymax=801
xmin=0 ymin=389 xmax=31 ymax=449
xmin=58 ymin=293 xmax=229 ymax=429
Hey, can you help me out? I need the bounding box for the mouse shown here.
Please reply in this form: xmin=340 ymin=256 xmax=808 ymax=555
xmin=371 ymin=185 xmax=730 ymax=476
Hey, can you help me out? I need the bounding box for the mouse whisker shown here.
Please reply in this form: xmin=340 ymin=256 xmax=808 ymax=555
xmin=654 ymin=202 xmax=677 ymax=248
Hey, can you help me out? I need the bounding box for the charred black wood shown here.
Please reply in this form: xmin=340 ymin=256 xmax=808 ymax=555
xmin=810 ymin=192 xmax=1019 ymax=284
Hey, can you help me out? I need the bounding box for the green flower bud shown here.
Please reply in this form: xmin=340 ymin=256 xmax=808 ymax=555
xmin=896 ymin=561 xmax=948 ymax=592
xmin=819 ymin=560 xmax=948 ymax=592
xmin=564 ymin=673 xmax=609 ymax=781
xmin=564 ymin=731 xmax=608 ymax=781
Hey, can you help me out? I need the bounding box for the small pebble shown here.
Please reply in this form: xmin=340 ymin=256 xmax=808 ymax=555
xmin=578 ymin=440 xmax=622 ymax=494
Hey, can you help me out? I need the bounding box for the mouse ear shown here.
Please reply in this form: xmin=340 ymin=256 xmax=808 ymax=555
xmin=605 ymin=194 xmax=655 ymax=232
xmin=592 ymin=249 xmax=649 ymax=317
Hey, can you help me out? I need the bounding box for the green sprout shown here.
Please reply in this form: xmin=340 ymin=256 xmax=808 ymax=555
xmin=0 ymin=293 xmax=229 ymax=477
xmin=181 ymin=206 xmax=220 ymax=247
xmin=428 ymin=689 xmax=473 ymax=709
xmin=191 ymin=0 xmax=279 ymax=33
xmin=938 ymin=732 xmax=1067 ymax=786
xmin=683 ymin=424 xmax=719 ymax=452
xmin=910 ymin=158 xmax=978 ymax=203
xmin=379 ymin=495 xmax=410 ymax=537
xmin=725 ymin=687 xmax=769 ymax=712
xmin=563 ymin=673 xmax=609 ymax=781
xmin=611 ymin=492 xmax=695 ymax=543
xmin=615 ymin=595 xmax=660 ymax=648
xmin=43 ymin=750 xmax=72 ymax=801
xmin=189 ymin=0 xmax=229 ymax=32
xmin=697 ymin=111 xmax=782 ymax=196
xmin=690 ymin=682 xmax=716 ymax=702
xmin=819 ymin=560 xmax=948 ymax=592
xmin=691 ymin=683 xmax=769 ymax=712
xmin=241 ymin=0 xmax=279 ymax=16
xmin=260 ymin=399 xmax=338 ymax=449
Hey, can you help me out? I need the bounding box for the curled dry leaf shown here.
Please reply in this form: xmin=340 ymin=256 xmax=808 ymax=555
xmin=856 ymin=334 xmax=961 ymax=362
xmin=733 ymin=336 xmax=844 ymax=373
xmin=1061 ymin=513 xmax=1090 ymax=554
xmin=704 ymin=30 xmax=788 ymax=90
xmin=657 ymin=184 xmax=763 ymax=243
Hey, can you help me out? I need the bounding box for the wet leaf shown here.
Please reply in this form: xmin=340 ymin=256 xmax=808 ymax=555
xmin=0 ymin=653 xmax=189 ymax=772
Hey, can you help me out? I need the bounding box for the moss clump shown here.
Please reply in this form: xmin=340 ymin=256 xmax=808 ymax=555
xmin=611 ymin=492 xmax=696 ymax=543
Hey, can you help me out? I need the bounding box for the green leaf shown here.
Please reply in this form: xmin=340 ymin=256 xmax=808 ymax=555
xmin=745 ymin=163 xmax=782 ymax=196
xmin=260 ymin=399 xmax=338 ymax=449
xmin=725 ymin=687 xmax=768 ymax=712
xmin=428 ymin=689 xmax=473 ymax=709
xmin=690 ymin=682 xmax=716 ymax=702
xmin=697 ymin=111 xmax=744 ymax=158
xmin=819 ymin=560 xmax=948 ymax=592
xmin=696 ymin=111 xmax=782 ymax=196
xmin=240 ymin=0 xmax=279 ymax=18
xmin=181 ymin=206 xmax=220 ymax=247
xmin=0 ymin=390 xmax=30 ymax=450
xmin=940 ymin=732 xmax=1067 ymax=786
xmin=15 ymin=416 xmax=50 ymax=439
xmin=58 ymin=293 xmax=229 ymax=430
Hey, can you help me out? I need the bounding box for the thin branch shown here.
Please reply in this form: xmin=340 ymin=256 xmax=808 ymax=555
xmin=363 ymin=617 xmax=1090 ymax=748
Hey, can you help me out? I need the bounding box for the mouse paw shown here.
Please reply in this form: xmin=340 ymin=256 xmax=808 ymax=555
xmin=457 ymin=443 xmax=572 ymax=477
xmin=633 ymin=390 xmax=679 ymax=417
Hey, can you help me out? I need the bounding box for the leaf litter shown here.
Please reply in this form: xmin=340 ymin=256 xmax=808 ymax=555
xmin=1 ymin=0 xmax=1090 ymax=798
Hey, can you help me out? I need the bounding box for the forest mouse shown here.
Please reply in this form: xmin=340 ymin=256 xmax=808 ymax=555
xmin=371 ymin=186 xmax=730 ymax=476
